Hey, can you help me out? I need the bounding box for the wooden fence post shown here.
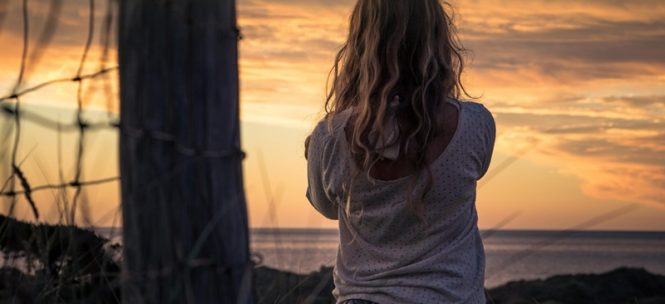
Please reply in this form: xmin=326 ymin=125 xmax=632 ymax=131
xmin=118 ymin=0 xmax=252 ymax=302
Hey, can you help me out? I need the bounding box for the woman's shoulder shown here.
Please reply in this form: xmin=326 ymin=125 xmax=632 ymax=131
xmin=308 ymin=109 xmax=352 ymax=155
xmin=310 ymin=109 xmax=352 ymax=140
xmin=458 ymin=99 xmax=492 ymax=115
xmin=458 ymin=100 xmax=495 ymax=128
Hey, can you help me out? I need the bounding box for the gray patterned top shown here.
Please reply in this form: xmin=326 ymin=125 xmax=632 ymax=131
xmin=306 ymin=99 xmax=496 ymax=304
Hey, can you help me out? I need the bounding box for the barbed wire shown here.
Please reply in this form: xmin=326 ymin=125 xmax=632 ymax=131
xmin=0 ymin=176 xmax=120 ymax=197
xmin=0 ymin=67 xmax=118 ymax=103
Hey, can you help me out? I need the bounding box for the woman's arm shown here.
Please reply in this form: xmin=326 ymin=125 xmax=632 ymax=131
xmin=479 ymin=106 xmax=496 ymax=180
xmin=305 ymin=124 xmax=339 ymax=220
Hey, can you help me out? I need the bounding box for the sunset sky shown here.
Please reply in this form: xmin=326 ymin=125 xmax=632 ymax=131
xmin=0 ymin=0 xmax=663 ymax=231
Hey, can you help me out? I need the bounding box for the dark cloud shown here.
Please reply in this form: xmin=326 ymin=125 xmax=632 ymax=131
xmin=555 ymin=137 xmax=665 ymax=167
xmin=0 ymin=0 xmax=115 ymax=48
xmin=238 ymin=5 xmax=305 ymax=20
xmin=464 ymin=18 xmax=665 ymax=79
xmin=240 ymin=24 xmax=278 ymax=40
xmin=603 ymin=95 xmax=665 ymax=107
xmin=494 ymin=111 xmax=633 ymax=129
xmin=541 ymin=120 xmax=665 ymax=135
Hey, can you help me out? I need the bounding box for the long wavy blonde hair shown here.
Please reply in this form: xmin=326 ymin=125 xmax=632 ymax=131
xmin=313 ymin=0 xmax=470 ymax=218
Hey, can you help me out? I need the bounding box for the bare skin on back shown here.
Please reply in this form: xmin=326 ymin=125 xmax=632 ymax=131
xmin=347 ymin=101 xmax=459 ymax=181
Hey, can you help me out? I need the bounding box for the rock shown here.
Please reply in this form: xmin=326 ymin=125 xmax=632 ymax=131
xmin=253 ymin=266 xmax=334 ymax=304
xmin=486 ymin=267 xmax=665 ymax=304
xmin=0 ymin=215 xmax=121 ymax=303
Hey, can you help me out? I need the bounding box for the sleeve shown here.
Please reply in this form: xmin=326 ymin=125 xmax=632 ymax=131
xmin=478 ymin=106 xmax=496 ymax=180
xmin=305 ymin=122 xmax=339 ymax=220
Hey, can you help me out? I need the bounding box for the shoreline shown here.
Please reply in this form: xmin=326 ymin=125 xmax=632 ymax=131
xmin=255 ymin=265 xmax=665 ymax=303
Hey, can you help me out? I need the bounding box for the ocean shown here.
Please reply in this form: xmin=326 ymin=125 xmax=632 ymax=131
xmin=250 ymin=228 xmax=665 ymax=288
xmin=96 ymin=228 xmax=665 ymax=288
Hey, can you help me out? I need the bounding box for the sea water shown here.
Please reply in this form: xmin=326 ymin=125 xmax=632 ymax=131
xmin=250 ymin=228 xmax=665 ymax=288
xmin=95 ymin=227 xmax=665 ymax=288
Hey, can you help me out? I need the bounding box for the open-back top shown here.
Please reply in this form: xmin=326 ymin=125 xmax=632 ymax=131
xmin=306 ymin=99 xmax=496 ymax=304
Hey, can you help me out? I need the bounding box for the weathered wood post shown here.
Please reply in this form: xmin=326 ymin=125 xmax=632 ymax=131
xmin=118 ymin=0 xmax=252 ymax=303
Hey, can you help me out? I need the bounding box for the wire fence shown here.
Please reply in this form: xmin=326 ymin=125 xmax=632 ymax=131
xmin=0 ymin=0 xmax=123 ymax=302
xmin=0 ymin=0 xmax=651 ymax=303
xmin=0 ymin=0 xmax=119 ymax=225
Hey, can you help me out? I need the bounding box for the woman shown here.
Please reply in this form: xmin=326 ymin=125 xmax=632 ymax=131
xmin=305 ymin=0 xmax=495 ymax=303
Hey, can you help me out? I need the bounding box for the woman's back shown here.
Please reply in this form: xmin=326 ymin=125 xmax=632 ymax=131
xmin=306 ymin=99 xmax=495 ymax=303
xmin=305 ymin=0 xmax=496 ymax=302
